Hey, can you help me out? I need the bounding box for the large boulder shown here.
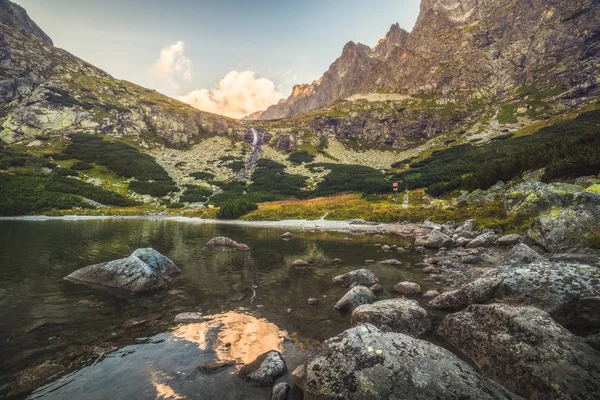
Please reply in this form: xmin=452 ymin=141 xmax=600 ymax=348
xmin=294 ymin=324 xmax=519 ymax=399
xmin=528 ymin=192 xmax=600 ymax=251
xmin=206 ymin=237 xmax=250 ymax=251
xmin=332 ymin=269 xmax=378 ymax=287
xmin=429 ymin=261 xmax=600 ymax=328
xmin=423 ymin=230 xmax=455 ymax=249
xmin=334 ymin=286 xmax=376 ymax=312
xmin=391 ymin=281 xmax=422 ymax=295
xmin=496 ymin=234 xmax=521 ymax=246
xmin=438 ymin=304 xmax=600 ymax=399
xmin=466 ymin=231 xmax=497 ymax=248
xmin=238 ymin=350 xmax=287 ymax=386
xmin=502 ymin=181 xmax=583 ymax=215
xmin=64 ymin=248 xmax=179 ymax=294
xmin=350 ymin=298 xmax=431 ymax=337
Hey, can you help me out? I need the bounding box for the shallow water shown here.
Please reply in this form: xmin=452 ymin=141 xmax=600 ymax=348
xmin=0 ymin=219 xmax=429 ymax=399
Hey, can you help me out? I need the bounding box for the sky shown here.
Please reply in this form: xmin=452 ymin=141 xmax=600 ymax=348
xmin=14 ymin=0 xmax=422 ymax=118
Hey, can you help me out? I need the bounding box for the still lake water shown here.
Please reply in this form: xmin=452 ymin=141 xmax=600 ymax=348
xmin=0 ymin=219 xmax=429 ymax=399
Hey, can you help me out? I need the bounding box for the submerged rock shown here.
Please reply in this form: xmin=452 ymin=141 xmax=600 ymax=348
xmin=198 ymin=360 xmax=236 ymax=373
xmin=392 ymin=281 xmax=421 ymax=295
xmin=207 ymin=237 xmax=250 ymax=251
xmin=292 ymin=259 xmax=308 ymax=266
xmin=350 ymin=298 xmax=431 ymax=337
xmin=438 ymin=304 xmax=600 ymax=399
xmin=64 ymin=248 xmax=179 ymax=294
xmin=271 ymin=382 xmax=290 ymax=400
xmin=173 ymin=312 xmax=204 ymax=324
xmin=334 ymin=286 xmax=376 ymax=312
xmin=295 ymin=324 xmax=518 ymax=399
xmin=429 ymin=261 xmax=600 ymax=328
xmin=332 ymin=269 xmax=378 ymax=287
xmin=279 ymin=232 xmax=293 ymax=239
xmin=379 ymin=259 xmax=402 ymax=265
xmin=238 ymin=350 xmax=287 ymax=386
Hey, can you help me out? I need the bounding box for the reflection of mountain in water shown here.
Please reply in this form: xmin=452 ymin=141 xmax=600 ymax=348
xmin=30 ymin=312 xmax=301 ymax=400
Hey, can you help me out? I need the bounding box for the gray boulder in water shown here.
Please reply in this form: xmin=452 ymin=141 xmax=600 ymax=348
xmin=350 ymin=298 xmax=431 ymax=337
xmin=332 ymin=268 xmax=379 ymax=287
xmin=64 ymin=248 xmax=179 ymax=294
xmin=293 ymin=324 xmax=519 ymax=399
xmin=207 ymin=236 xmax=250 ymax=250
xmin=238 ymin=350 xmax=287 ymax=386
xmin=438 ymin=304 xmax=600 ymax=399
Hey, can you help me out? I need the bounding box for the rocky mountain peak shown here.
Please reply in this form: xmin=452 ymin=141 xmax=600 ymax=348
xmin=0 ymin=0 xmax=52 ymax=45
xmin=374 ymin=23 xmax=410 ymax=59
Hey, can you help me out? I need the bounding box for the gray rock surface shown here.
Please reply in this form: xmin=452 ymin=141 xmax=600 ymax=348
xmin=0 ymin=0 xmax=53 ymax=44
xmin=496 ymin=234 xmax=521 ymax=246
xmin=173 ymin=312 xmax=204 ymax=324
xmin=430 ymin=261 xmax=600 ymax=328
xmin=466 ymin=231 xmax=497 ymax=248
xmin=131 ymin=248 xmax=181 ymax=275
xmin=505 ymin=243 xmax=544 ymax=264
xmin=423 ymin=230 xmax=454 ymax=249
xmin=334 ymin=286 xmax=376 ymax=312
xmin=350 ymin=298 xmax=431 ymax=337
xmin=438 ymin=304 xmax=600 ymax=399
xmin=238 ymin=350 xmax=287 ymax=386
xmin=295 ymin=324 xmax=519 ymax=399
xmin=206 ymin=237 xmax=250 ymax=250
xmin=332 ymin=269 xmax=378 ymax=287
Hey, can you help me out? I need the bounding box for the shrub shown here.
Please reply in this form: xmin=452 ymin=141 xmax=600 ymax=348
xmin=247 ymin=159 xmax=306 ymax=201
xmin=288 ymin=151 xmax=315 ymax=164
xmin=166 ymin=202 xmax=185 ymax=209
xmin=129 ymin=181 xmax=179 ymax=197
xmin=53 ymin=168 xmax=79 ymax=177
xmin=308 ymin=164 xmax=390 ymax=197
xmin=180 ymin=186 xmax=212 ymax=202
xmin=217 ymin=198 xmax=258 ymax=219
xmin=71 ymin=161 xmax=93 ymax=170
xmin=190 ymin=171 xmax=215 ymax=180
xmin=226 ymin=161 xmax=245 ymax=172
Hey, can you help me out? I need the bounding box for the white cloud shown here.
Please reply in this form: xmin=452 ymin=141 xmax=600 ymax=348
xmin=175 ymin=70 xmax=284 ymax=119
xmin=148 ymin=41 xmax=192 ymax=88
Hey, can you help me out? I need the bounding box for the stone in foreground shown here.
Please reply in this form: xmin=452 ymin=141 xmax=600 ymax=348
xmin=64 ymin=248 xmax=179 ymax=294
xmin=350 ymin=298 xmax=431 ymax=337
xmin=238 ymin=350 xmax=287 ymax=386
xmin=271 ymin=382 xmax=290 ymax=400
xmin=429 ymin=261 xmax=600 ymax=328
xmin=334 ymin=286 xmax=376 ymax=312
xmin=438 ymin=304 xmax=600 ymax=399
xmin=206 ymin=237 xmax=250 ymax=250
xmin=294 ymin=324 xmax=518 ymax=399
xmin=423 ymin=230 xmax=454 ymax=249
xmin=332 ymin=268 xmax=378 ymax=287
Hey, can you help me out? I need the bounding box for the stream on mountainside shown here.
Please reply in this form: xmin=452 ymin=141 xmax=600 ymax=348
xmin=0 ymin=219 xmax=433 ymax=399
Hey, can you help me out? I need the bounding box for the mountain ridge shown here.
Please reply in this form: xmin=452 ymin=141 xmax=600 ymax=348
xmin=259 ymin=0 xmax=600 ymax=120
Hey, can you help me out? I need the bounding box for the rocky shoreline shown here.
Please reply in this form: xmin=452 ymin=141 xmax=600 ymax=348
xmin=3 ymin=215 xmax=600 ymax=398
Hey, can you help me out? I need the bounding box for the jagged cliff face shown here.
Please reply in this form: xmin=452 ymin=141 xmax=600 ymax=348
xmin=260 ymin=0 xmax=600 ymax=119
xmin=0 ymin=13 xmax=244 ymax=148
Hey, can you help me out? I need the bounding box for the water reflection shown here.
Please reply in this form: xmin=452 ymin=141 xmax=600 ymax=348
xmin=173 ymin=312 xmax=285 ymax=366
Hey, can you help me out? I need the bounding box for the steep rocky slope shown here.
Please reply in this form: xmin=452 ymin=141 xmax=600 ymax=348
xmin=260 ymin=0 xmax=600 ymax=119
xmin=0 ymin=18 xmax=244 ymax=148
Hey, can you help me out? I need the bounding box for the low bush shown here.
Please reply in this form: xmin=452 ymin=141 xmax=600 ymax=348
xmin=129 ymin=181 xmax=179 ymax=197
xmin=190 ymin=171 xmax=215 ymax=180
xmin=53 ymin=168 xmax=79 ymax=177
xmin=288 ymin=151 xmax=315 ymax=164
xmin=308 ymin=163 xmax=390 ymax=197
xmin=71 ymin=161 xmax=93 ymax=170
xmin=180 ymin=186 xmax=212 ymax=202
xmin=217 ymin=198 xmax=258 ymax=219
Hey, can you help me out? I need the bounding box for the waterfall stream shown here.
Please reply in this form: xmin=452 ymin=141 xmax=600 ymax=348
xmin=240 ymin=128 xmax=262 ymax=181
